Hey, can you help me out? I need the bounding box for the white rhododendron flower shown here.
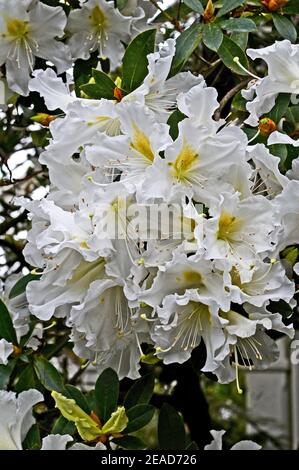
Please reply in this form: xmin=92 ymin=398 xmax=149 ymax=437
xmin=66 ymin=0 xmax=131 ymax=70
xmin=0 ymin=0 xmax=71 ymax=95
xmin=0 ymin=389 xmax=43 ymax=450
xmin=243 ymin=40 xmax=299 ymax=127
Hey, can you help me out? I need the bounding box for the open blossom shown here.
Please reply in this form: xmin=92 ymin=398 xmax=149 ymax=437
xmin=66 ymin=0 xmax=131 ymax=70
xmin=0 ymin=389 xmax=43 ymax=450
xmin=243 ymin=40 xmax=299 ymax=127
xmin=0 ymin=0 xmax=71 ymax=95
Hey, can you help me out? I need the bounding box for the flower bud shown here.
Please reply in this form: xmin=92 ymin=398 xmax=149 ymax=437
xmin=113 ymin=87 xmax=123 ymax=101
xmin=258 ymin=117 xmax=277 ymax=136
xmin=203 ymin=0 xmax=214 ymax=22
xmin=261 ymin=0 xmax=288 ymax=12
xmin=31 ymin=113 xmax=56 ymax=127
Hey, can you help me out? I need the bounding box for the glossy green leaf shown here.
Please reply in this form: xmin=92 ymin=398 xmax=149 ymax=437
xmin=169 ymin=23 xmax=202 ymax=76
xmin=125 ymin=404 xmax=155 ymax=433
xmin=34 ymin=357 xmax=64 ymax=393
xmin=15 ymin=364 xmax=41 ymax=393
xmin=183 ymin=0 xmax=204 ymax=14
xmin=273 ymin=13 xmax=297 ymax=43
xmin=218 ymin=36 xmax=249 ymax=75
xmin=81 ymin=69 xmax=116 ymax=100
xmin=122 ymin=29 xmax=156 ymax=92
xmin=64 ymin=384 xmax=91 ymax=414
xmin=22 ymin=424 xmax=41 ymax=450
xmin=203 ymin=23 xmax=223 ymax=51
xmin=94 ymin=368 xmax=119 ymax=422
xmin=9 ymin=273 xmax=40 ymax=299
xmin=124 ymin=374 xmax=155 ymax=410
xmin=158 ymin=403 xmax=186 ymax=450
xmin=220 ymin=17 xmax=257 ymax=32
xmin=0 ymin=299 xmax=17 ymax=344
xmin=230 ymin=31 xmax=248 ymax=50
xmin=153 ymin=4 xmax=192 ymax=23
xmin=51 ymin=415 xmax=76 ymax=436
xmin=216 ymin=0 xmax=245 ymax=17
xmin=268 ymin=93 xmax=291 ymax=123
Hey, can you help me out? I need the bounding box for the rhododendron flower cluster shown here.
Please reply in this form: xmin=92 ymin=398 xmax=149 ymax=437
xmin=1 ymin=0 xmax=298 ymax=452
xmin=19 ymin=36 xmax=298 ymax=389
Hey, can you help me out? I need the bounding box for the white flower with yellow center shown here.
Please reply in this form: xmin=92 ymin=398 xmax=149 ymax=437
xmin=66 ymin=0 xmax=131 ymax=70
xmin=0 ymin=0 xmax=71 ymax=95
xmin=151 ymin=291 xmax=226 ymax=370
xmin=202 ymin=192 xmax=278 ymax=264
xmin=141 ymin=118 xmax=247 ymax=203
xmin=85 ymin=102 xmax=172 ymax=195
xmin=138 ymin=252 xmax=231 ymax=311
xmin=222 ymin=257 xmax=295 ymax=308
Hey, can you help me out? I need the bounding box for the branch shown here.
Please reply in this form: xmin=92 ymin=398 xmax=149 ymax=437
xmin=214 ymin=79 xmax=250 ymax=121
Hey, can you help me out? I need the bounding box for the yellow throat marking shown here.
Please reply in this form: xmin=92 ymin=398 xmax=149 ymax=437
xmin=171 ymin=140 xmax=198 ymax=180
xmin=6 ymin=18 xmax=29 ymax=39
xmin=130 ymin=124 xmax=154 ymax=162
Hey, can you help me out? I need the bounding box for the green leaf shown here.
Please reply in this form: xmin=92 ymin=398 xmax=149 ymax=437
xmin=116 ymin=0 xmax=128 ymax=9
xmin=283 ymin=0 xmax=299 ymax=14
xmin=31 ymin=129 xmax=49 ymax=147
xmin=220 ymin=18 xmax=257 ymax=32
xmin=81 ymin=69 xmax=116 ymax=100
xmin=0 ymin=299 xmax=17 ymax=344
xmin=169 ymin=23 xmax=202 ymax=77
xmin=94 ymin=368 xmax=119 ymax=422
xmin=15 ymin=364 xmax=41 ymax=393
xmin=216 ymin=0 xmax=245 ymax=17
xmin=268 ymin=143 xmax=288 ymax=165
xmin=230 ymin=31 xmax=248 ymax=50
xmin=218 ymin=36 xmax=249 ymax=75
xmin=22 ymin=424 xmax=41 ymax=450
xmin=0 ymin=359 xmax=17 ymax=390
xmin=153 ymin=4 xmax=192 ymax=23
xmin=73 ymin=52 xmax=98 ymax=97
xmin=183 ymin=0 xmax=204 ymax=14
xmin=64 ymin=384 xmax=91 ymax=414
xmin=124 ymin=374 xmax=155 ymax=410
xmin=202 ymin=23 xmax=223 ymax=51
xmin=231 ymin=91 xmax=247 ymax=112
xmin=34 ymin=357 xmax=64 ymax=392
xmin=51 ymin=415 xmax=76 ymax=436
xmin=122 ymin=29 xmax=156 ymax=92
xmin=158 ymin=403 xmax=186 ymax=450
xmin=9 ymin=273 xmax=40 ymax=299
xmin=112 ymin=435 xmax=146 ymax=450
xmin=125 ymin=404 xmax=155 ymax=433
xmin=167 ymin=109 xmax=186 ymax=140
xmin=268 ymin=93 xmax=291 ymax=123
xmin=272 ymin=14 xmax=297 ymax=43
